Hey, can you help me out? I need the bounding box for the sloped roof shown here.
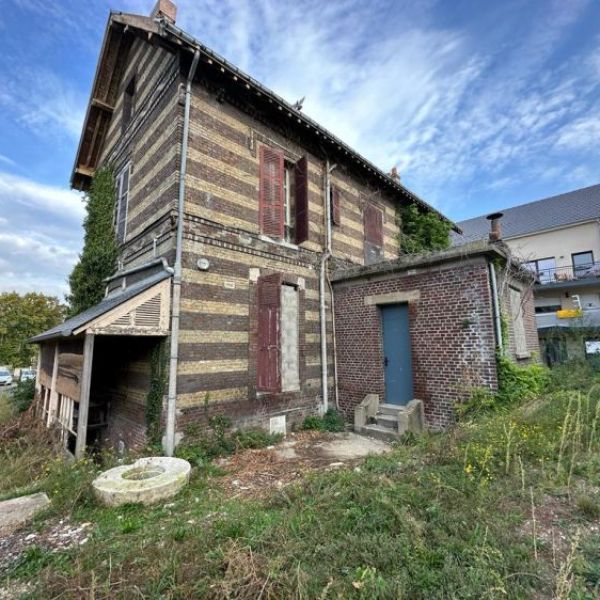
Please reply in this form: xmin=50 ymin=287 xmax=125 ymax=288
xmin=72 ymin=10 xmax=456 ymax=229
xmin=452 ymin=183 xmax=600 ymax=246
xmin=30 ymin=268 xmax=171 ymax=343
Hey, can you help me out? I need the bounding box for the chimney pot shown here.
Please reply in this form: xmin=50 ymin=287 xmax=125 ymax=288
xmin=486 ymin=212 xmax=503 ymax=242
xmin=150 ymin=0 xmax=177 ymax=23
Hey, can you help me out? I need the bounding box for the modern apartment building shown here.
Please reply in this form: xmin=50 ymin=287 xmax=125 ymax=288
xmin=453 ymin=184 xmax=600 ymax=366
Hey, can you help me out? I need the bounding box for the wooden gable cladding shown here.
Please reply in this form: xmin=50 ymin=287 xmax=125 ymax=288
xmin=257 ymin=272 xmax=283 ymax=392
xmin=259 ymin=145 xmax=285 ymax=238
xmin=74 ymin=279 xmax=171 ymax=337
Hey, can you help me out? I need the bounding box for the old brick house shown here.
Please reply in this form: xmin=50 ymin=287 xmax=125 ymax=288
xmin=31 ymin=1 xmax=536 ymax=457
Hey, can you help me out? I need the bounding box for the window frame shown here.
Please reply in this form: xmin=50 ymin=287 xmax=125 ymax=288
xmin=115 ymin=163 xmax=131 ymax=244
xmin=572 ymin=251 xmax=594 ymax=276
xmin=283 ymin=161 xmax=296 ymax=243
xmin=523 ymin=256 xmax=556 ymax=284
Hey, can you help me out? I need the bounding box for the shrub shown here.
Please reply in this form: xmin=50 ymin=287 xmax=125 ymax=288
xmin=301 ymin=409 xmax=345 ymax=432
xmin=496 ymin=355 xmax=549 ymax=405
xmin=11 ymin=378 xmax=35 ymax=413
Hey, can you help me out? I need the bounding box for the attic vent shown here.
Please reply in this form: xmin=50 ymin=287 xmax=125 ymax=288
xmin=113 ymin=313 xmax=133 ymax=327
xmin=133 ymin=294 xmax=161 ymax=327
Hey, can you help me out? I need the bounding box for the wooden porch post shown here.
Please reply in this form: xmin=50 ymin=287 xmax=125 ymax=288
xmin=47 ymin=342 xmax=60 ymax=427
xmin=75 ymin=333 xmax=95 ymax=459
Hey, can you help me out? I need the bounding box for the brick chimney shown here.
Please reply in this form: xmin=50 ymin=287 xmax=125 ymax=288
xmin=150 ymin=0 xmax=177 ymax=23
xmin=486 ymin=212 xmax=503 ymax=242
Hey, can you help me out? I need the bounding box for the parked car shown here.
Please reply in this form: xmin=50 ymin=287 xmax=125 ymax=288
xmin=0 ymin=368 xmax=13 ymax=386
xmin=20 ymin=368 xmax=36 ymax=382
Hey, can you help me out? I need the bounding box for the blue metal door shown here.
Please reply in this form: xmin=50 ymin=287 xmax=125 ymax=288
xmin=381 ymin=304 xmax=413 ymax=405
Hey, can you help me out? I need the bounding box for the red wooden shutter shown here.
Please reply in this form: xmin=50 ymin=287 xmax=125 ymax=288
xmin=364 ymin=204 xmax=383 ymax=246
xmin=259 ymin=146 xmax=284 ymax=238
xmin=257 ymin=273 xmax=282 ymax=392
xmin=295 ymin=155 xmax=309 ymax=244
xmin=331 ymin=186 xmax=341 ymax=226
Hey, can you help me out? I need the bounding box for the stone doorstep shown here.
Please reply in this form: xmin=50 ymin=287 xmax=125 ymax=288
xmin=0 ymin=493 xmax=50 ymax=536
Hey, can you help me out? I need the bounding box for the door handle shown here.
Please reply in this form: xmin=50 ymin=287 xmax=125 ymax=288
xmin=384 ymin=357 xmax=389 ymax=367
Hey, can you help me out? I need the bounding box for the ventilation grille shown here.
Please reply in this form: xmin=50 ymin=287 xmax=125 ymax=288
xmin=110 ymin=294 xmax=162 ymax=329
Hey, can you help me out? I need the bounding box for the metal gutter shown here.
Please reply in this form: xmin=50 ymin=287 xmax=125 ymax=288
xmin=488 ymin=262 xmax=503 ymax=353
xmin=165 ymin=47 xmax=200 ymax=457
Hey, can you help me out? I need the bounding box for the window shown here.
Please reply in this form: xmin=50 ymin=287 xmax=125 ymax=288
xmin=572 ymin=251 xmax=594 ymax=277
xmin=509 ymin=286 xmax=528 ymax=358
xmin=363 ymin=203 xmax=384 ymax=265
xmin=258 ymin=147 xmax=308 ymax=244
xmin=523 ymin=257 xmax=556 ymax=284
xmin=256 ymin=274 xmax=300 ymax=393
xmin=115 ymin=164 xmax=131 ymax=244
xmin=122 ymin=76 xmax=136 ymax=133
xmin=534 ymin=304 xmax=561 ymax=314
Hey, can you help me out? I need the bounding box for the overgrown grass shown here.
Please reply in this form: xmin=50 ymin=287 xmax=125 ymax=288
xmin=2 ymin=373 xmax=600 ymax=598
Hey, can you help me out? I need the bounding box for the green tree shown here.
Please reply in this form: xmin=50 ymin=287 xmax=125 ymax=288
xmin=399 ymin=203 xmax=452 ymax=254
xmin=0 ymin=292 xmax=64 ymax=367
xmin=67 ymin=166 xmax=119 ymax=316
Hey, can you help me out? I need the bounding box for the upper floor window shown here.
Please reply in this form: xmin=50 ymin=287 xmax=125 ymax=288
xmin=523 ymin=257 xmax=555 ymax=284
xmin=122 ymin=76 xmax=136 ymax=133
xmin=363 ymin=203 xmax=383 ymax=265
xmin=258 ymin=146 xmax=308 ymax=245
xmin=115 ymin=164 xmax=131 ymax=244
xmin=572 ymin=251 xmax=594 ymax=277
xmin=330 ymin=186 xmax=341 ymax=226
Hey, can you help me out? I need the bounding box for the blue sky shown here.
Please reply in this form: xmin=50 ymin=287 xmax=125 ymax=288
xmin=1 ymin=0 xmax=599 ymax=298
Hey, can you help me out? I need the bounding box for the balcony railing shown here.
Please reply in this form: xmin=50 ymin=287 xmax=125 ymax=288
xmin=526 ymin=262 xmax=600 ymax=285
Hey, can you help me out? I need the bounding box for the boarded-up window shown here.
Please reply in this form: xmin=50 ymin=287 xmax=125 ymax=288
xmin=280 ymin=284 xmax=300 ymax=391
xmin=363 ymin=203 xmax=383 ymax=265
xmin=331 ymin=186 xmax=341 ymax=226
xmin=257 ymin=273 xmax=283 ymax=392
xmin=115 ymin=164 xmax=131 ymax=244
xmin=509 ymin=286 xmax=528 ymax=357
xmin=259 ymin=146 xmax=285 ymax=238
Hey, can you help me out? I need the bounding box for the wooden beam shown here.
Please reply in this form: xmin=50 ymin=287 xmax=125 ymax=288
xmin=47 ymin=342 xmax=60 ymax=427
xmin=75 ymin=334 xmax=95 ymax=459
xmin=91 ymin=97 xmax=114 ymax=112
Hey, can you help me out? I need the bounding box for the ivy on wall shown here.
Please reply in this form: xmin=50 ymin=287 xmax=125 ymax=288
xmin=398 ymin=203 xmax=452 ymax=254
xmin=67 ymin=166 xmax=119 ymax=316
xmin=146 ymin=340 xmax=168 ymax=444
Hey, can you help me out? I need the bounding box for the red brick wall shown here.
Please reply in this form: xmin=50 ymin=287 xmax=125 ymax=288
xmin=333 ymin=257 xmax=498 ymax=428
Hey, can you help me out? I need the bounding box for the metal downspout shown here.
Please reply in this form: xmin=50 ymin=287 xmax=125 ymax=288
xmin=165 ymin=48 xmax=200 ymax=457
xmin=489 ymin=261 xmax=503 ymax=354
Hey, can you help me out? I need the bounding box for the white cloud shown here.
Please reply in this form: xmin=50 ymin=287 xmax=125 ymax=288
xmin=0 ymin=172 xmax=83 ymax=298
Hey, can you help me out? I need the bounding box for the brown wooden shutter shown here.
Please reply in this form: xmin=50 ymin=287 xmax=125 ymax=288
xmin=364 ymin=203 xmax=383 ymax=246
xmin=257 ymin=273 xmax=282 ymax=392
xmin=295 ymin=155 xmax=309 ymax=244
xmin=331 ymin=186 xmax=341 ymax=226
xmin=259 ymin=146 xmax=284 ymax=238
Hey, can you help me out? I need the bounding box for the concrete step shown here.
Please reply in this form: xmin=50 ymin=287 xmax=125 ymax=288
xmin=375 ymin=413 xmax=398 ymax=429
xmin=360 ymin=424 xmax=400 ymax=443
xmin=378 ymin=403 xmax=405 ymax=416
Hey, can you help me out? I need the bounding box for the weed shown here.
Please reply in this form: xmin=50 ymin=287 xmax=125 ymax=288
xmin=301 ymin=408 xmax=345 ymax=432
xmin=575 ymin=495 xmax=600 ymax=520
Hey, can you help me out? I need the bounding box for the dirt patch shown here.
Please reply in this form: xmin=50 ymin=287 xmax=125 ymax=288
xmin=217 ymin=430 xmax=391 ymax=498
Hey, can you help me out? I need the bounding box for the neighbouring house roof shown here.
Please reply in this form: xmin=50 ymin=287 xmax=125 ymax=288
xmin=451 ymin=183 xmax=600 ymax=246
xmin=72 ymin=10 xmax=456 ymax=230
xmin=30 ymin=263 xmax=172 ymax=343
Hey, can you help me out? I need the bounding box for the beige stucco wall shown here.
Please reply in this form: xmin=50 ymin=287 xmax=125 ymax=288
xmin=505 ymin=221 xmax=600 ymax=269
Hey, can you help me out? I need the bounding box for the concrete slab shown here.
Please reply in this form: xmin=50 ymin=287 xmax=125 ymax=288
xmin=0 ymin=493 xmax=50 ymax=535
xmin=314 ymin=432 xmax=392 ymax=460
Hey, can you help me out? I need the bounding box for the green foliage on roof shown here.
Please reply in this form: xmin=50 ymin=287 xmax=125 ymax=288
xmin=67 ymin=166 xmax=119 ymax=316
xmin=399 ymin=203 xmax=452 ymax=254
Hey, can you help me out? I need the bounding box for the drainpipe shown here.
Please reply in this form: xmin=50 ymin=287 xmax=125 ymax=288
xmin=165 ymin=48 xmax=200 ymax=457
xmin=319 ymin=161 xmax=337 ymax=414
xmin=489 ymin=262 xmax=503 ymax=354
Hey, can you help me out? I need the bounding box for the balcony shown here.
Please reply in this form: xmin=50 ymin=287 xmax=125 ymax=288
xmin=526 ymin=262 xmax=600 ymax=286
xmin=536 ymin=307 xmax=600 ymax=330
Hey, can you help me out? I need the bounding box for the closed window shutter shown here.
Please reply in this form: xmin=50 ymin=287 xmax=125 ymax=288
xmin=364 ymin=204 xmax=383 ymax=246
xmin=295 ymin=155 xmax=309 ymax=244
xmin=331 ymin=186 xmax=341 ymax=226
xmin=259 ymin=146 xmax=284 ymax=237
xmin=257 ymin=273 xmax=282 ymax=392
